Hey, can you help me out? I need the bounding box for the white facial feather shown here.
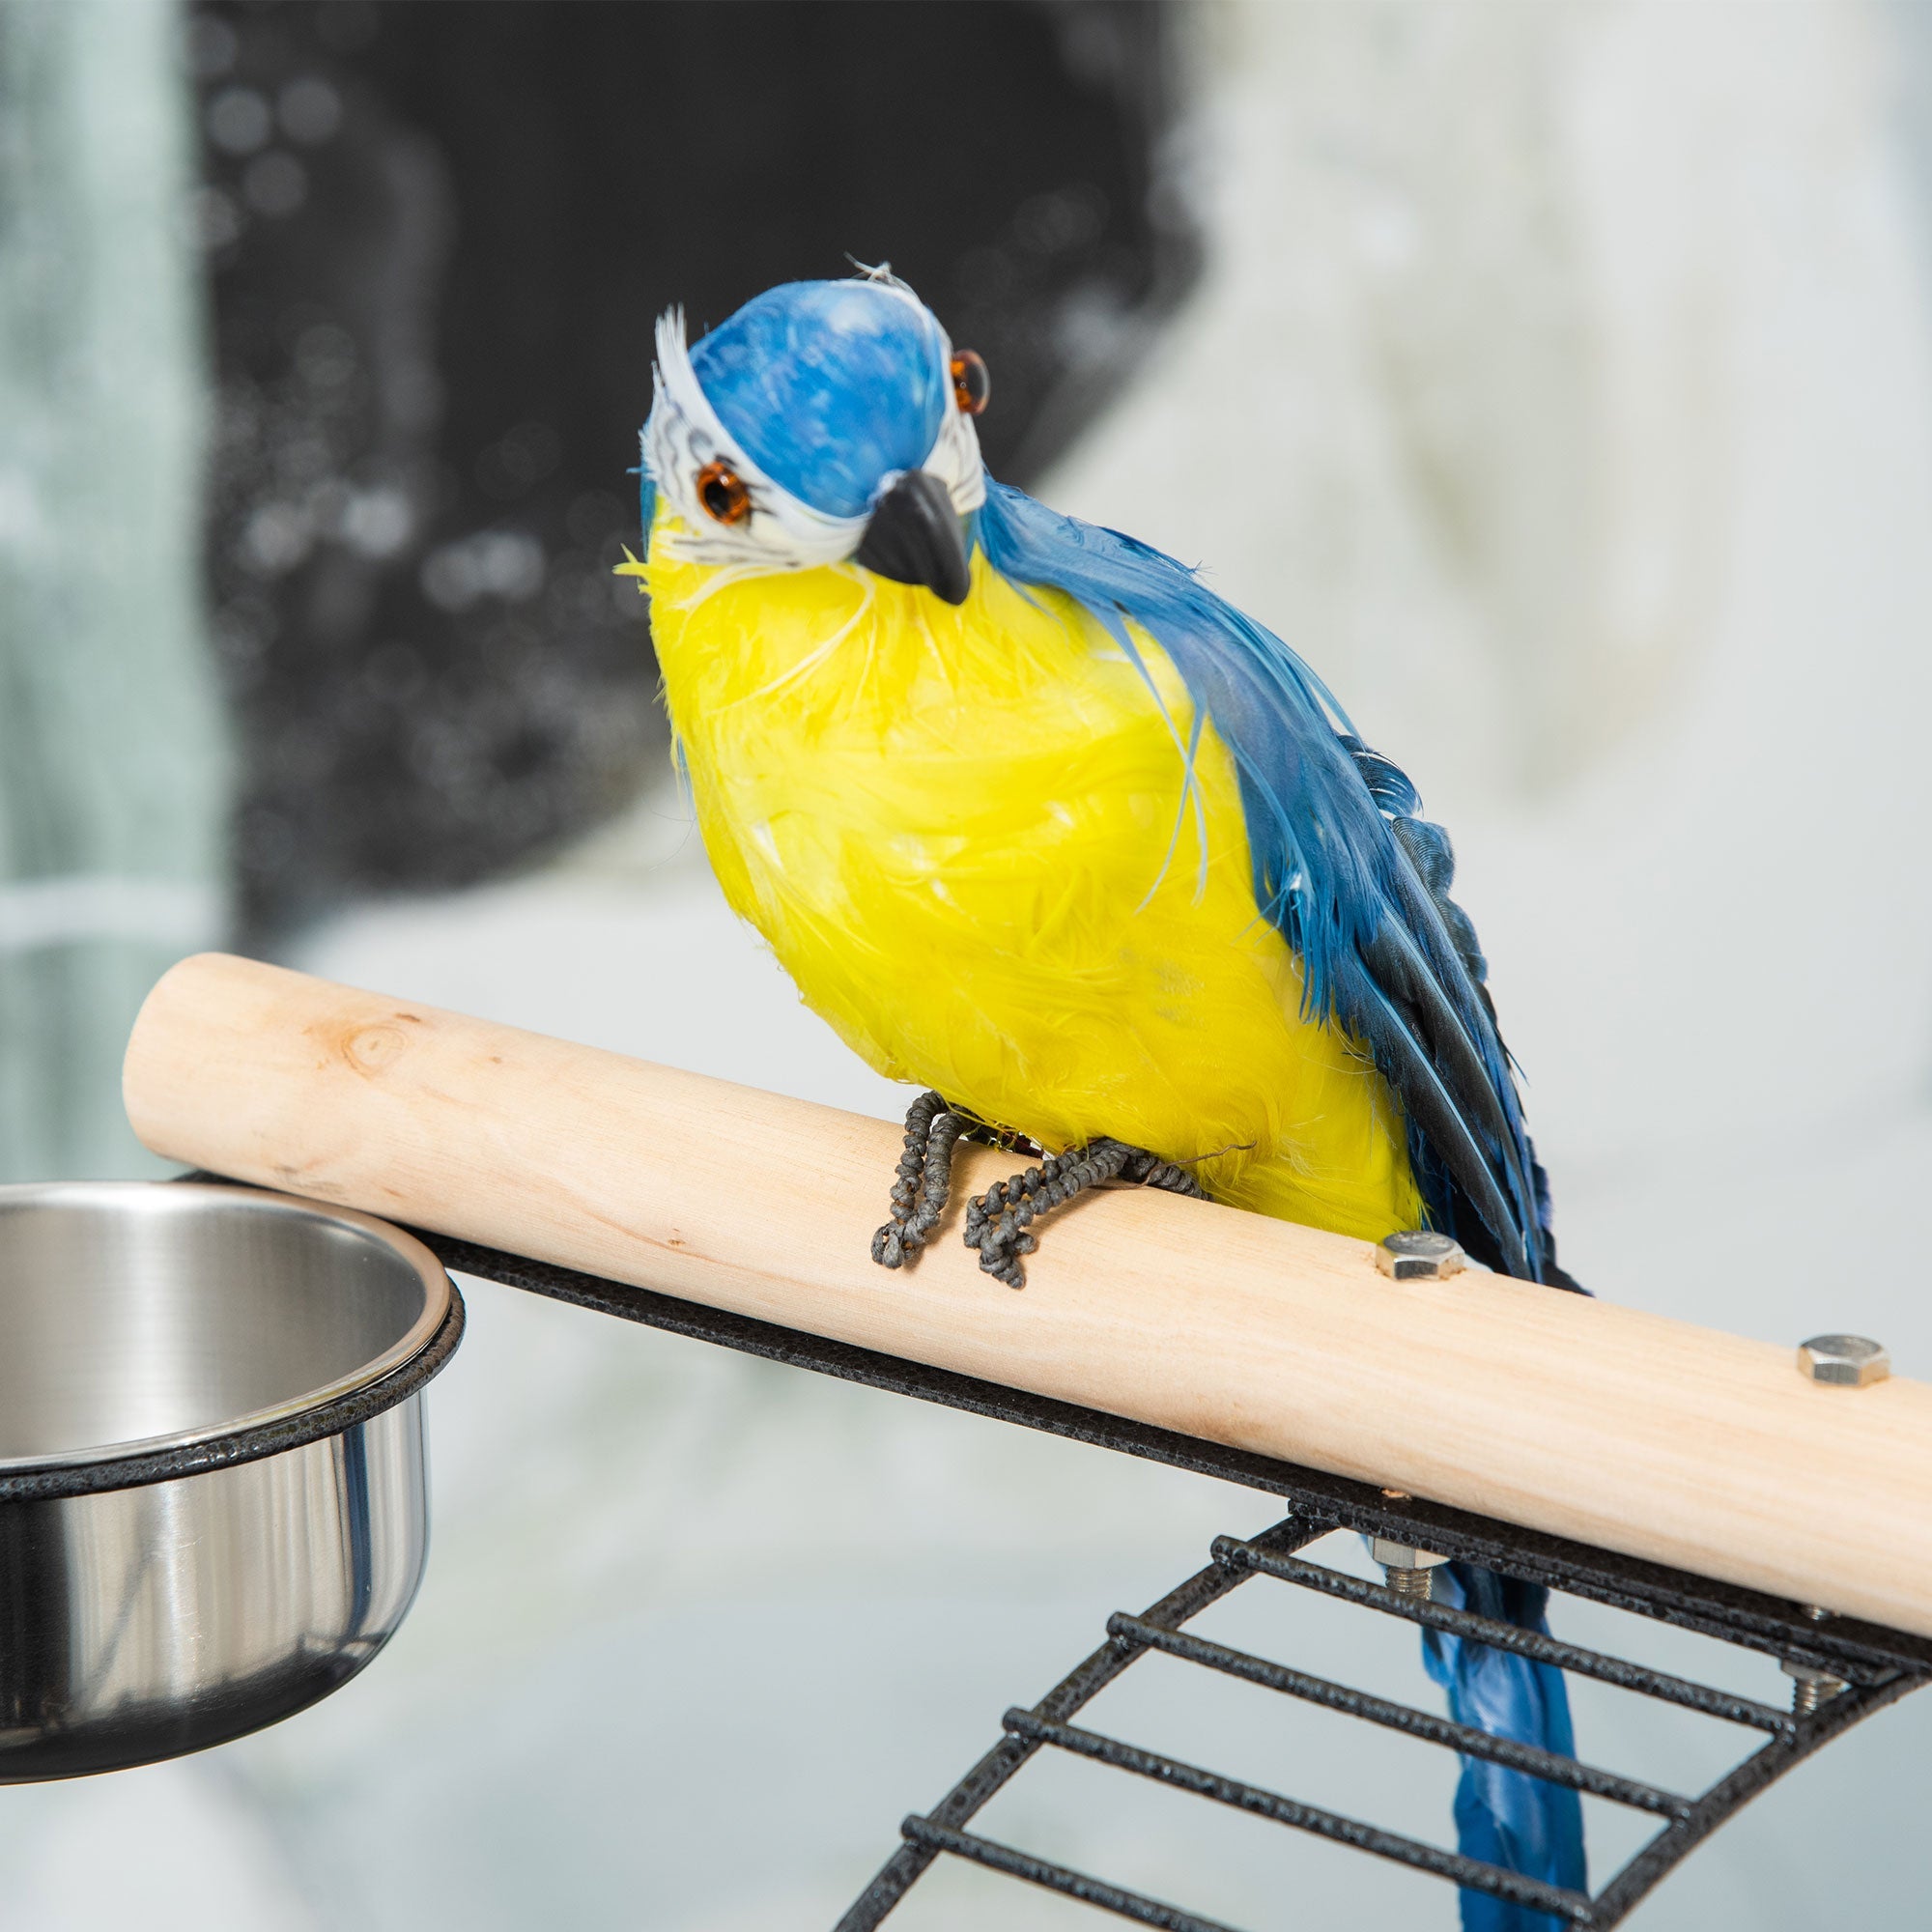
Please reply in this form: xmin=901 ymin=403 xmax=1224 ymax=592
xmin=642 ymin=294 xmax=985 ymax=573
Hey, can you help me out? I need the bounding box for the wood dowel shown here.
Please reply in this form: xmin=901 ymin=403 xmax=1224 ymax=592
xmin=124 ymin=952 xmax=1932 ymax=1635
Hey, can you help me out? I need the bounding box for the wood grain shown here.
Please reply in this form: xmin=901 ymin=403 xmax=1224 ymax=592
xmin=125 ymin=952 xmax=1932 ymax=1634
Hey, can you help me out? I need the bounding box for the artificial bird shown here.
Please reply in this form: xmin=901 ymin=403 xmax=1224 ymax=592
xmin=624 ymin=270 xmax=1586 ymax=1929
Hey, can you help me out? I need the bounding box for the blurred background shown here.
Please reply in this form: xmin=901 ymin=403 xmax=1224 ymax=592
xmin=3 ymin=0 xmax=1931 ymax=1925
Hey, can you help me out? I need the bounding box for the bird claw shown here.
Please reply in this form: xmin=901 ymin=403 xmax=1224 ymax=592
xmin=870 ymin=1092 xmax=972 ymax=1272
xmin=871 ymin=1097 xmax=1207 ymax=1290
xmin=962 ymin=1139 xmax=1205 ymax=1289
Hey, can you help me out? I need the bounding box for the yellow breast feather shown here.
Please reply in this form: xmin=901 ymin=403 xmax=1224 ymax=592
xmin=631 ymin=520 xmax=1422 ymax=1244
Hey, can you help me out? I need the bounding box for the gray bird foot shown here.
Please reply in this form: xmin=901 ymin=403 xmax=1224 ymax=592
xmin=872 ymin=1092 xmax=974 ymax=1268
xmin=963 ymin=1140 xmax=1206 ymax=1290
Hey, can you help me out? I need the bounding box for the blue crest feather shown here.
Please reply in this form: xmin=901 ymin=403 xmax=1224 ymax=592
xmin=694 ymin=280 xmax=949 ymax=519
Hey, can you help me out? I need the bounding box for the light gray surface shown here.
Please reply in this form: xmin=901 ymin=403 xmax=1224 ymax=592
xmin=8 ymin=0 xmax=1932 ymax=1922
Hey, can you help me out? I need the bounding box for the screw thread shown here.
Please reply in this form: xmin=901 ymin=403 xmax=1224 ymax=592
xmin=1383 ymin=1564 xmax=1434 ymax=1603
xmin=1791 ymin=1673 xmax=1845 ymax=1718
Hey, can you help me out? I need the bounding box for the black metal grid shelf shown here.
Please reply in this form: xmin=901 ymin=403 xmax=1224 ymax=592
xmin=830 ymin=1521 xmax=1917 ymax=1930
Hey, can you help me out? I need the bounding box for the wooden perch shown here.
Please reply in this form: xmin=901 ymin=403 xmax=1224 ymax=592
xmin=125 ymin=952 xmax=1932 ymax=1636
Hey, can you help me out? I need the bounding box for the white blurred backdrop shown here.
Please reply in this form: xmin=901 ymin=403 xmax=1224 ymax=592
xmin=7 ymin=2 xmax=1932 ymax=1926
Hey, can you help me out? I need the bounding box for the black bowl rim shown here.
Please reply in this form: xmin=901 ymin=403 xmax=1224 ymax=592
xmin=0 ymin=1286 xmax=463 ymax=1502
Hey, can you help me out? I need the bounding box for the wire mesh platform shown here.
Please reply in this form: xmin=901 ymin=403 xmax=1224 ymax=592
xmin=421 ymin=1232 xmax=1932 ymax=1930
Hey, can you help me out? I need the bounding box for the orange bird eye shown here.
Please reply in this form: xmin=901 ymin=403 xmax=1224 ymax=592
xmin=696 ymin=460 xmax=751 ymax=525
xmin=951 ymin=349 xmax=990 ymax=416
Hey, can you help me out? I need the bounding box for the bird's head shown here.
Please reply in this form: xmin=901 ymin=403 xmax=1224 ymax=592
xmin=639 ymin=272 xmax=989 ymax=606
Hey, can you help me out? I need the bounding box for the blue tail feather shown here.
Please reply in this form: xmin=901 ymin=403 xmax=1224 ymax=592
xmin=1424 ymin=1563 xmax=1586 ymax=1931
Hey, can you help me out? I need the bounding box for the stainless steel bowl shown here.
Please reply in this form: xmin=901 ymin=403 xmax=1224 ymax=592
xmin=0 ymin=1181 xmax=462 ymax=1780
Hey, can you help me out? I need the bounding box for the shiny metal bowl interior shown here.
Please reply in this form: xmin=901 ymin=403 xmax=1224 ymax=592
xmin=0 ymin=1181 xmax=449 ymax=1472
xmin=0 ymin=1182 xmax=458 ymax=1781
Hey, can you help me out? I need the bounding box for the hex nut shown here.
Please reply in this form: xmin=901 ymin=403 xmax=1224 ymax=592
xmin=1371 ymin=1538 xmax=1451 ymax=1571
xmin=1781 ymin=1661 xmax=1845 ymax=1688
xmin=1377 ymin=1231 xmax=1465 ymax=1282
xmin=1797 ymin=1335 xmax=1890 ymax=1387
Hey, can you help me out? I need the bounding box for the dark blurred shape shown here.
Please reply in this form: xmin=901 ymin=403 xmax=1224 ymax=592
xmin=191 ymin=0 xmax=1200 ymax=936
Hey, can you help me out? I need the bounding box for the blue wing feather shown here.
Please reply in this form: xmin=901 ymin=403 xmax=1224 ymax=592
xmin=976 ymin=478 xmax=1548 ymax=1278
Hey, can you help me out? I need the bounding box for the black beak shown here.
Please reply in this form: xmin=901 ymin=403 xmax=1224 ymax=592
xmin=853 ymin=469 xmax=971 ymax=606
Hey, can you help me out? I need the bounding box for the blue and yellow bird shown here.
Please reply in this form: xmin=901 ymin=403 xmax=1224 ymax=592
xmin=626 ymin=270 xmax=1586 ymax=1928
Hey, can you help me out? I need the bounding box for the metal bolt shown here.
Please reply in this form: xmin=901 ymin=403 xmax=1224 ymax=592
xmin=1373 ymin=1538 xmax=1451 ymax=1602
xmin=1377 ymin=1231 xmax=1465 ymax=1282
xmin=1796 ymin=1335 xmax=1890 ymax=1387
xmin=1782 ymin=1661 xmax=1847 ymax=1716
xmin=1383 ymin=1566 xmax=1434 ymax=1602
